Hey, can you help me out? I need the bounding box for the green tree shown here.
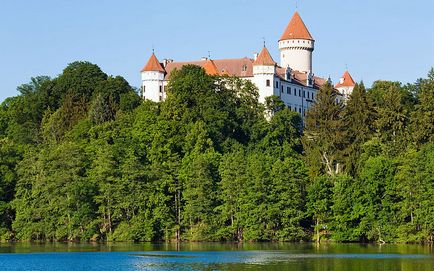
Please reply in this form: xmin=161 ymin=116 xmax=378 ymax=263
xmin=303 ymin=83 xmax=345 ymax=176
xmin=341 ymin=83 xmax=376 ymax=175
xmin=409 ymin=69 xmax=434 ymax=147
xmin=307 ymin=175 xmax=333 ymax=243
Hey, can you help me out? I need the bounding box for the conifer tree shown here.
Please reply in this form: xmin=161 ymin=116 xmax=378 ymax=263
xmin=303 ymin=83 xmax=345 ymax=176
xmin=374 ymin=85 xmax=410 ymax=156
xmin=341 ymin=83 xmax=376 ymax=175
xmin=409 ymin=69 xmax=434 ymax=147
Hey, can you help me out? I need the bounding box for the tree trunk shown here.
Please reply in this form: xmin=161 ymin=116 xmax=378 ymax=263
xmin=316 ymin=218 xmax=320 ymax=243
xmin=175 ymin=189 xmax=181 ymax=243
xmin=322 ymin=152 xmax=334 ymax=176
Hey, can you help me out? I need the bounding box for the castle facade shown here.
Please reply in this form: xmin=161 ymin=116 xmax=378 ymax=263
xmin=140 ymin=11 xmax=356 ymax=115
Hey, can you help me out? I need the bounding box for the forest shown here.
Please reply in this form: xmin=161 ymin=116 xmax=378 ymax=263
xmin=0 ymin=61 xmax=433 ymax=243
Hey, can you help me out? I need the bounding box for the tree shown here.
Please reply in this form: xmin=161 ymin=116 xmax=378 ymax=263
xmin=265 ymin=95 xmax=285 ymax=115
xmin=13 ymin=142 xmax=98 ymax=241
xmin=374 ymin=85 xmax=410 ymax=156
xmin=307 ymin=175 xmax=333 ymax=243
xmin=341 ymin=83 xmax=376 ymax=175
xmin=303 ymin=83 xmax=345 ymax=176
xmin=52 ymin=61 xmax=107 ymax=107
xmin=356 ymin=155 xmax=398 ymax=243
xmin=269 ymin=157 xmax=308 ymax=241
xmin=179 ymin=121 xmax=221 ymax=240
xmin=409 ymin=69 xmax=434 ymax=147
xmin=217 ymin=146 xmax=248 ymax=241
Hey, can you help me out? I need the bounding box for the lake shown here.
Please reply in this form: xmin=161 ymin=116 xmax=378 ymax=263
xmin=0 ymin=243 xmax=433 ymax=271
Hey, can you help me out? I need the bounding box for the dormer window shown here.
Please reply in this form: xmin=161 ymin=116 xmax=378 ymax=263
xmin=242 ymin=64 xmax=247 ymax=72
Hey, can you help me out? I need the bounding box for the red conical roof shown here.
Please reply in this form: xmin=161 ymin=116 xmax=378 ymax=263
xmin=141 ymin=53 xmax=165 ymax=72
xmin=280 ymin=12 xmax=314 ymax=41
xmin=203 ymin=59 xmax=220 ymax=75
xmin=253 ymin=46 xmax=276 ymax=66
xmin=335 ymin=71 xmax=356 ymax=88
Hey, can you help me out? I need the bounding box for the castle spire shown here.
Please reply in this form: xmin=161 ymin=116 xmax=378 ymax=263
xmin=335 ymin=71 xmax=356 ymax=88
xmin=141 ymin=52 xmax=165 ymax=73
xmin=253 ymin=46 xmax=275 ymax=66
xmin=280 ymin=11 xmax=314 ymax=41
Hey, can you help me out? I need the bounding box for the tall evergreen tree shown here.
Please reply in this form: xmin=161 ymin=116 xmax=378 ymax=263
xmin=409 ymin=69 xmax=434 ymax=147
xmin=341 ymin=83 xmax=376 ymax=175
xmin=303 ymin=83 xmax=345 ymax=176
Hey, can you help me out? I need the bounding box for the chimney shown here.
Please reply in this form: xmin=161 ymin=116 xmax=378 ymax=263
xmin=163 ymin=59 xmax=173 ymax=68
xmin=253 ymin=52 xmax=259 ymax=61
xmin=201 ymin=57 xmax=209 ymax=61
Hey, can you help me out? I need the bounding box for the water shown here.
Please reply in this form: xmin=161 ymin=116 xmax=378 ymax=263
xmin=0 ymin=243 xmax=433 ymax=271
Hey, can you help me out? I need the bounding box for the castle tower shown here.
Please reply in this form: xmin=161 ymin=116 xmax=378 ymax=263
xmin=335 ymin=70 xmax=356 ymax=100
xmin=140 ymin=53 xmax=166 ymax=102
xmin=252 ymin=46 xmax=277 ymax=103
xmin=278 ymin=12 xmax=314 ymax=73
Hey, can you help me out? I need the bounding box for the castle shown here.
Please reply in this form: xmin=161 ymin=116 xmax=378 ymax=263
xmin=140 ymin=11 xmax=356 ymax=115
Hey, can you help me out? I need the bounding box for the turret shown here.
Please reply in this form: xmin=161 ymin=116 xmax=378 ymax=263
xmin=278 ymin=12 xmax=314 ymax=73
xmin=140 ymin=53 xmax=166 ymax=102
xmin=252 ymin=46 xmax=277 ymax=103
xmin=335 ymin=71 xmax=356 ymax=100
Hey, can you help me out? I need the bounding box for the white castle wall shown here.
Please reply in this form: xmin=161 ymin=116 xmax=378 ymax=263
xmin=279 ymin=39 xmax=314 ymax=73
xmin=141 ymin=71 xmax=166 ymax=102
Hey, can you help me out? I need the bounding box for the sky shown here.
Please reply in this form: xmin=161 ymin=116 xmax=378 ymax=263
xmin=1 ymin=0 xmax=433 ymax=102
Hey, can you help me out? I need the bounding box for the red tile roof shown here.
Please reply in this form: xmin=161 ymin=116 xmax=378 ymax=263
xmin=280 ymin=12 xmax=314 ymax=41
xmin=335 ymin=71 xmax=356 ymax=88
xmin=141 ymin=53 xmax=166 ymax=73
xmin=276 ymin=67 xmax=327 ymax=89
xmin=203 ymin=59 xmax=220 ymax=75
xmin=164 ymin=58 xmax=254 ymax=79
xmin=253 ymin=47 xmax=276 ymax=66
xmin=161 ymin=57 xmax=327 ymax=90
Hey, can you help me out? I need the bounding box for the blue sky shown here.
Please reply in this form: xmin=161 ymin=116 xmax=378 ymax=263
xmin=1 ymin=0 xmax=433 ymax=102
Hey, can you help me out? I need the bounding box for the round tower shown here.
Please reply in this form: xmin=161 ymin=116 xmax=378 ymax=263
xmin=278 ymin=12 xmax=314 ymax=73
xmin=252 ymin=46 xmax=277 ymax=104
xmin=140 ymin=52 xmax=166 ymax=102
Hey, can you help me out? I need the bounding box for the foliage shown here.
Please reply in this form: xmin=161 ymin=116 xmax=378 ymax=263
xmin=1 ymin=62 xmax=434 ymax=243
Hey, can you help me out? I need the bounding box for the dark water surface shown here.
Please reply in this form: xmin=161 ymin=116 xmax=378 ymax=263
xmin=0 ymin=243 xmax=433 ymax=270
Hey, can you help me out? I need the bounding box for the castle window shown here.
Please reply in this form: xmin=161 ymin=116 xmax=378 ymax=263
xmin=275 ymin=81 xmax=279 ymax=88
xmin=299 ymin=89 xmax=301 ymax=97
xmin=299 ymin=108 xmax=302 ymax=113
xmin=303 ymin=91 xmax=306 ymax=98
xmin=281 ymin=85 xmax=284 ymax=93
xmin=159 ymin=86 xmax=163 ymax=93
xmin=287 ymin=87 xmax=290 ymax=94
xmin=289 ymin=106 xmax=292 ymax=110
xmin=266 ymin=79 xmax=270 ymax=87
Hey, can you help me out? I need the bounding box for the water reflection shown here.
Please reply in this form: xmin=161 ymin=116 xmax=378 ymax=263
xmin=0 ymin=243 xmax=433 ymax=271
